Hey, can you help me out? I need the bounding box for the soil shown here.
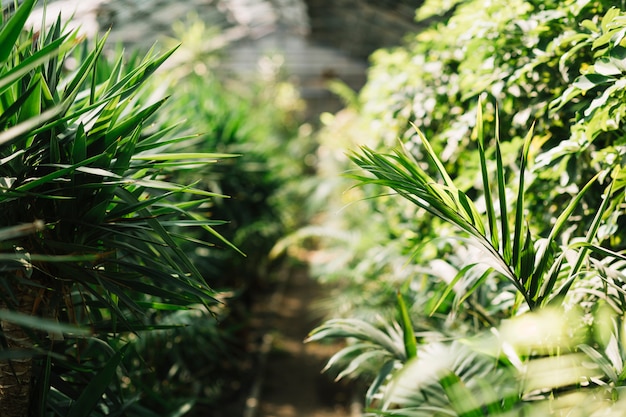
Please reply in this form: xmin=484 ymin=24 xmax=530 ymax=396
xmin=247 ymin=265 xmax=356 ymax=417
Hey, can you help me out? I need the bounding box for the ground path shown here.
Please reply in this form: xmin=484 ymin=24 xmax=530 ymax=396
xmin=246 ymin=267 xmax=358 ymax=417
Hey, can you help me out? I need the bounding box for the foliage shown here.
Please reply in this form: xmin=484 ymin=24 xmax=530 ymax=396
xmin=0 ymin=1 xmax=237 ymax=415
xmin=110 ymin=14 xmax=312 ymax=416
xmin=300 ymin=0 xmax=626 ymax=415
xmin=155 ymin=15 xmax=311 ymax=286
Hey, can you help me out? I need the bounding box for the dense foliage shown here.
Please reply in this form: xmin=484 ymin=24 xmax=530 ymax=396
xmin=126 ymin=17 xmax=312 ymax=415
xmin=301 ymin=0 xmax=626 ymax=414
xmin=0 ymin=1 xmax=304 ymax=415
xmin=10 ymin=0 xmax=626 ymax=414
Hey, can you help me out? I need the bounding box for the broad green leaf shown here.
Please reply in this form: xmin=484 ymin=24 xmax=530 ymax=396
xmin=572 ymin=73 xmax=614 ymax=91
xmin=594 ymin=57 xmax=622 ymax=76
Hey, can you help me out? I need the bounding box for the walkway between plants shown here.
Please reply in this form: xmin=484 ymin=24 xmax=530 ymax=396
xmin=245 ymin=266 xmax=358 ymax=417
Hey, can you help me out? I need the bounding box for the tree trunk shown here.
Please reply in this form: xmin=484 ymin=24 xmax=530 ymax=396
xmin=0 ymin=285 xmax=38 ymax=417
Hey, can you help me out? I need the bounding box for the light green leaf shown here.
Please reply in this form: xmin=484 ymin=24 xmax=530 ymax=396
xmin=397 ymin=291 xmax=417 ymax=360
xmin=0 ymin=309 xmax=90 ymax=337
xmin=594 ymin=57 xmax=622 ymax=76
xmin=0 ymin=0 xmax=37 ymax=63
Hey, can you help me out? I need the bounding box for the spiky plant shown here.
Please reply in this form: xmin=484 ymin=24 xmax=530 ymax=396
xmin=309 ymin=102 xmax=626 ymax=414
xmin=0 ymin=1 xmax=235 ymax=415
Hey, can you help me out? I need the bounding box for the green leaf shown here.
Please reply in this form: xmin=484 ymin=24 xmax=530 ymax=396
xmin=594 ymin=57 xmax=622 ymax=76
xmin=548 ymin=170 xmax=616 ymax=305
xmin=397 ymin=291 xmax=417 ymax=360
xmin=0 ymin=309 xmax=90 ymax=337
xmin=134 ymin=301 xmax=192 ymax=311
xmin=578 ymin=344 xmax=619 ymax=384
xmin=0 ymin=0 xmax=37 ymax=63
xmin=307 ymin=318 xmax=404 ymax=360
xmin=429 ymin=264 xmax=473 ymax=317
xmin=520 ymin=227 xmax=537 ymax=300
xmin=494 ymin=115 xmax=511 ymax=264
xmin=512 ymin=124 xmax=534 ymax=292
xmin=535 ymin=171 xmax=602 ymax=306
xmin=572 ymin=73 xmax=614 ymax=91
xmin=365 ymin=360 xmax=395 ymax=408
xmin=62 ymin=34 xmax=108 ymax=100
xmin=66 ymin=344 xmax=129 ymax=417
xmin=409 ymin=123 xmax=455 ymax=188
xmin=0 ymin=105 xmax=65 ymax=147
xmin=71 ymin=122 xmax=87 ymax=163
xmin=131 ymin=152 xmax=238 ymax=161
xmin=439 ymin=371 xmax=483 ymax=417
xmin=476 ymin=101 xmax=499 ymax=251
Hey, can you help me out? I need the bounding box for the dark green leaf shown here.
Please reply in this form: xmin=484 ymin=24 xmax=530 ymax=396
xmin=66 ymin=344 xmax=129 ymax=417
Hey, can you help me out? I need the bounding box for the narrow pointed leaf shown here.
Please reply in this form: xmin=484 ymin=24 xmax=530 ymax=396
xmin=512 ymin=124 xmax=534 ymax=276
xmin=66 ymin=344 xmax=129 ymax=417
xmin=476 ymin=102 xmax=499 ymax=250
xmin=397 ymin=291 xmax=417 ymax=360
xmin=0 ymin=0 xmax=36 ymax=63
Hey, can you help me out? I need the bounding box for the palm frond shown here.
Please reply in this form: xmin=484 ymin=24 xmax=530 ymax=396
xmin=350 ymin=103 xmax=613 ymax=311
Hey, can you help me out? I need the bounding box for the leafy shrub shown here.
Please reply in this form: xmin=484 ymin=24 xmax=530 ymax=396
xmin=115 ymin=15 xmax=314 ymax=415
xmin=301 ymin=0 xmax=626 ymax=414
xmin=153 ymin=17 xmax=312 ymax=287
xmin=0 ymin=2 xmax=236 ymax=415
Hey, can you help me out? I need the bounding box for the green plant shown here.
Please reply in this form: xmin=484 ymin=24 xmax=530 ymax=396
xmin=310 ymin=106 xmax=626 ymax=414
xmin=0 ymin=1 xmax=234 ymax=415
xmin=296 ymin=0 xmax=626 ymax=415
xmin=155 ymin=17 xmax=311 ymax=288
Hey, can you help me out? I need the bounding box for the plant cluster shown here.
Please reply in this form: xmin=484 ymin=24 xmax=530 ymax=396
xmin=300 ymin=0 xmax=626 ymax=414
xmin=122 ymin=16 xmax=313 ymax=415
xmin=0 ymin=1 xmax=271 ymax=415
